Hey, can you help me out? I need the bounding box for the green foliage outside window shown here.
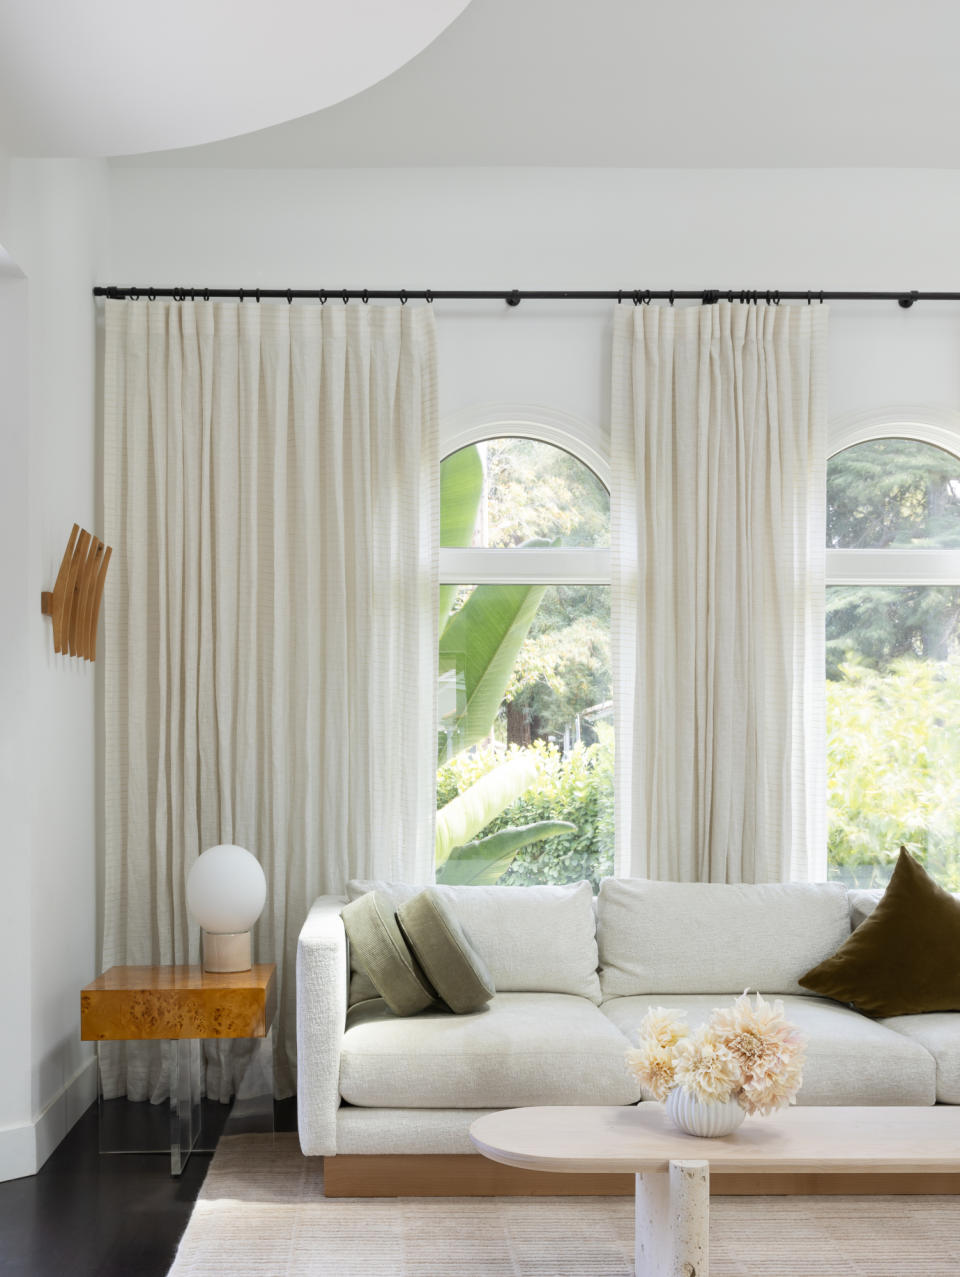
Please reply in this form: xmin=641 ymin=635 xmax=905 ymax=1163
xmin=827 ymin=657 xmax=960 ymax=889
xmin=436 ymin=729 xmax=615 ymax=891
xmin=827 ymin=437 xmax=960 ymax=888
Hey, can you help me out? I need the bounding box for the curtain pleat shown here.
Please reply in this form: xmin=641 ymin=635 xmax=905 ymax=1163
xmin=611 ymin=302 xmax=827 ymax=883
xmin=102 ymin=301 xmax=438 ymax=1099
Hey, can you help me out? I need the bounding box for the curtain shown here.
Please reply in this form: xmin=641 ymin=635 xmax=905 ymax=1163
xmin=611 ymin=302 xmax=827 ymax=883
xmin=102 ymin=300 xmax=438 ymax=1097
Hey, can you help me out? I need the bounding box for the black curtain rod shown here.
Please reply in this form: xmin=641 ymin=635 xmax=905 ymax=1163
xmin=92 ymin=286 xmax=958 ymax=309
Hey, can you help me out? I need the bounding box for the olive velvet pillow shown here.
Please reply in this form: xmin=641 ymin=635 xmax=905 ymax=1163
xmin=799 ymin=847 xmax=960 ymax=1017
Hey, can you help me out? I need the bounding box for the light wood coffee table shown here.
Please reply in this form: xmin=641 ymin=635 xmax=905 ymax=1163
xmin=471 ymin=1103 xmax=960 ymax=1276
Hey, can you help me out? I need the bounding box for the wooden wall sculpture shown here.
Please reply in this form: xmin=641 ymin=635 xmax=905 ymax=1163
xmin=40 ymin=523 xmax=112 ymax=660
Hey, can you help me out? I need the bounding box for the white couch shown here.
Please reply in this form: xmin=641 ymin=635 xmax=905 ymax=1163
xmin=296 ymin=878 xmax=953 ymax=1162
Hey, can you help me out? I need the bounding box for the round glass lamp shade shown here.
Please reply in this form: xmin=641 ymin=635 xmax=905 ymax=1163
xmin=187 ymin=844 xmax=267 ymax=935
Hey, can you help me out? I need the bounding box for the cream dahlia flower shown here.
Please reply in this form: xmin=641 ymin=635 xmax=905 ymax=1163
xmin=739 ymin=1058 xmax=805 ymax=1116
xmin=637 ymin=1007 xmax=690 ymax=1050
xmin=626 ymin=1043 xmax=676 ymax=1102
xmin=707 ymin=991 xmax=805 ymax=1113
xmin=672 ymin=1027 xmax=741 ymax=1105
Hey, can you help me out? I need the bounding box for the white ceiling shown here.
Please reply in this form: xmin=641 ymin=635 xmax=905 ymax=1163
xmin=111 ymin=0 xmax=960 ymax=168
xmin=0 ymin=0 xmax=469 ymax=157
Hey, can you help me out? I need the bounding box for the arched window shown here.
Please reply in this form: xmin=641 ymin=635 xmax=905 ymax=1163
xmin=826 ymin=413 xmax=960 ymax=888
xmin=436 ymin=424 xmax=612 ymax=890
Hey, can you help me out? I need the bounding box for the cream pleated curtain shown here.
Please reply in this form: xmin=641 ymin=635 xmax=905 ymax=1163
xmin=611 ymin=302 xmax=827 ymax=883
xmin=102 ymin=300 xmax=438 ymax=1096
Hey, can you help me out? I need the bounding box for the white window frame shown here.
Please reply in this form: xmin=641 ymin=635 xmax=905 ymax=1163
xmin=439 ymin=403 xmax=611 ymax=585
xmin=827 ymin=404 xmax=960 ymax=587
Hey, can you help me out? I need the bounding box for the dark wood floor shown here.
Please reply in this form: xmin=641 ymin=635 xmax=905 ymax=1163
xmin=0 ymin=1098 xmax=297 ymax=1277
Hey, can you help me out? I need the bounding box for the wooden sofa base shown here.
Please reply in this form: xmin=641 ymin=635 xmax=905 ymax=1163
xmin=323 ymin=1155 xmax=960 ymax=1198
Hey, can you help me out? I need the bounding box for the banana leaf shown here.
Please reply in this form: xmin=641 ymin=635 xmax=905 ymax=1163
xmin=437 ymin=821 xmax=577 ymax=885
xmin=439 ymin=443 xmax=483 ymax=635
xmin=438 ymin=538 xmax=551 ymax=761
xmin=436 ymin=752 xmax=539 ymax=865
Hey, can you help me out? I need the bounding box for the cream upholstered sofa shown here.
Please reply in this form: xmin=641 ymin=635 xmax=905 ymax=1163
xmin=296 ymin=878 xmax=955 ymax=1175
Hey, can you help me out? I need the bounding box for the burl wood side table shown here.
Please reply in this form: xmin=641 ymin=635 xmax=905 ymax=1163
xmin=81 ymin=964 xmax=277 ymax=1175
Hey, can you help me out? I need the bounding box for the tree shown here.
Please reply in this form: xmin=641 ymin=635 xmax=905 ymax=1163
xmin=827 ymin=439 xmax=960 ymax=677
xmin=827 ymin=658 xmax=960 ymax=889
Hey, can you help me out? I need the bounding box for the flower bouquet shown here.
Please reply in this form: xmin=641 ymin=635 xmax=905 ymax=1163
xmin=626 ymin=992 xmax=806 ymax=1137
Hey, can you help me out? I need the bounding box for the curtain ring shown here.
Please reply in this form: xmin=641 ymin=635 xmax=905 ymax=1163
xmin=130 ymin=290 xmax=139 ymax=301
xmin=765 ymin=291 xmax=771 ymax=305
xmin=362 ymin=289 xmax=370 ymax=304
xmin=203 ymin=288 xmax=210 ymax=302
xmin=643 ymin=289 xmax=651 ymax=305
xmin=255 ymin=288 xmax=261 ymax=304
xmin=668 ymin=290 xmax=675 ymax=306
xmin=147 ymin=288 xmax=156 ymax=301
xmin=189 ymin=288 xmax=196 ymax=302
xmin=617 ymin=290 xmax=622 ymax=305
xmin=632 ymin=290 xmax=640 ymax=306
xmin=819 ymin=290 xmax=824 ymax=305
xmin=425 ymin=289 xmax=433 ymax=304
xmin=727 ymin=291 xmax=733 ymax=303
xmin=342 ymin=289 xmax=349 ymax=304
xmin=807 ymin=291 xmax=812 ymax=305
xmin=399 ymin=290 xmax=407 ymax=305
xmin=319 ymin=290 xmax=327 ymax=305
xmin=773 ymin=290 xmax=781 ymax=305
xmin=238 ymin=288 xmax=244 ymax=303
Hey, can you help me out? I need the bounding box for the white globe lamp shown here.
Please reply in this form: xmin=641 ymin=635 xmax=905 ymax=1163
xmin=187 ymin=844 xmax=267 ymax=973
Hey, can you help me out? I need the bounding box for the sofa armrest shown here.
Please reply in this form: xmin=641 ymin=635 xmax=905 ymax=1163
xmin=296 ymin=895 xmax=349 ymax=1156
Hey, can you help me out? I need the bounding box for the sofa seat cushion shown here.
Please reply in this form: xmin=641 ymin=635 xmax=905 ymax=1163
xmin=880 ymin=1014 xmax=960 ymax=1103
xmin=597 ymin=879 xmax=851 ymax=999
xmin=601 ymin=994 xmax=936 ymax=1106
xmin=339 ymin=992 xmax=642 ymax=1108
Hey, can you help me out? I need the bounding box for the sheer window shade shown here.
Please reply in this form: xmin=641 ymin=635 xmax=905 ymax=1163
xmin=102 ymin=300 xmax=438 ymax=1097
xmin=611 ymin=302 xmax=827 ymax=883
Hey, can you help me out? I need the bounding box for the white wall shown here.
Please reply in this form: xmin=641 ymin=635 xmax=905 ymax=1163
xmin=0 ymin=252 xmax=33 ymax=1177
xmin=102 ymin=166 xmax=960 ymax=441
xmin=0 ymin=159 xmax=103 ymax=1180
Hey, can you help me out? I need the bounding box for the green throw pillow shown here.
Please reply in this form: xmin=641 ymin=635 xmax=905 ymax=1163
xmin=799 ymin=847 xmax=960 ymax=1017
xmin=340 ymin=891 xmax=436 ymax=1016
xmin=397 ymin=888 xmax=495 ymax=1014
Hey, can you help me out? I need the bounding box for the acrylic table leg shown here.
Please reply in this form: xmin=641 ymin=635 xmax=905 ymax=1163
xmin=635 ymin=1159 xmax=710 ymax=1276
xmin=168 ymin=1038 xmax=202 ymax=1176
xmin=224 ymin=1026 xmax=275 ymax=1138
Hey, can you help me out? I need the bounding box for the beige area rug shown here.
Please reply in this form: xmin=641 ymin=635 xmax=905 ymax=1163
xmin=168 ymin=1134 xmax=960 ymax=1276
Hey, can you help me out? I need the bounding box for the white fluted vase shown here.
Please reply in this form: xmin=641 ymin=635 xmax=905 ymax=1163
xmin=665 ymin=1087 xmax=745 ymax=1137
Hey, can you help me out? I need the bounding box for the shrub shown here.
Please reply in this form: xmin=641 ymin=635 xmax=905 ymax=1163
xmin=827 ymin=658 xmax=960 ymax=889
xmin=435 ymin=726 xmax=614 ymax=890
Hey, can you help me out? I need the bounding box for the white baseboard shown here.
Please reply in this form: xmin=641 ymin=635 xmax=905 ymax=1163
xmin=0 ymin=1056 xmax=98 ymax=1182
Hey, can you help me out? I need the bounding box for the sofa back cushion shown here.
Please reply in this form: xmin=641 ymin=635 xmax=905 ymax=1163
xmin=850 ymin=884 xmax=960 ymax=930
xmin=597 ymin=878 xmax=850 ymax=998
xmin=848 ymin=888 xmax=884 ymax=930
xmin=346 ymin=879 xmax=601 ymax=1003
